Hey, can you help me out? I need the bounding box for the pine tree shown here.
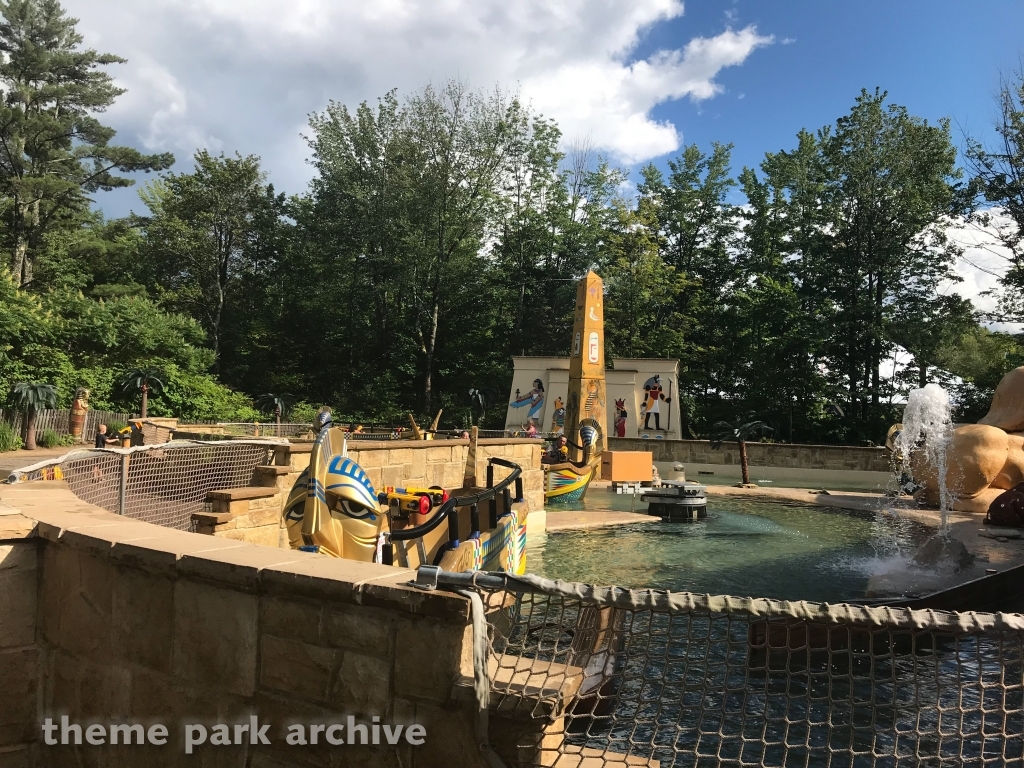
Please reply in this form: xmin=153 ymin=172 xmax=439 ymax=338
xmin=0 ymin=0 xmax=173 ymax=285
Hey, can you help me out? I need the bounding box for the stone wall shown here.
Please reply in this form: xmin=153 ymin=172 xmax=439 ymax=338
xmin=0 ymin=482 xmax=499 ymax=768
xmin=0 ymin=516 xmax=40 ymax=766
xmin=609 ymin=438 xmax=892 ymax=473
xmin=193 ymin=438 xmax=545 ymax=546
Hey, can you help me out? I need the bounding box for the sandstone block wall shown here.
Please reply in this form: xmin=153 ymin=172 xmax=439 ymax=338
xmin=609 ymin=438 xmax=892 ymax=472
xmin=0 ymin=537 xmax=40 ymax=765
xmin=0 ymin=482 xmax=484 ymax=768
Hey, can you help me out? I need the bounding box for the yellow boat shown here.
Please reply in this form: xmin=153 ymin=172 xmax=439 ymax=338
xmin=544 ymin=419 xmax=602 ymax=503
xmin=283 ymin=416 xmax=528 ymax=574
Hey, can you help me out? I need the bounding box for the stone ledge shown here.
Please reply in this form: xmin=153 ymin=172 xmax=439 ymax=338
xmin=193 ymin=510 xmax=235 ymax=526
xmin=207 ymin=486 xmax=279 ymax=501
xmin=255 ymin=465 xmax=291 ymax=476
xmin=0 ymin=513 xmax=36 ymax=541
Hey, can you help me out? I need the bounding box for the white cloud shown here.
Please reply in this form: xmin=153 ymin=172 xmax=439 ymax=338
xmin=64 ymin=0 xmax=772 ymax=201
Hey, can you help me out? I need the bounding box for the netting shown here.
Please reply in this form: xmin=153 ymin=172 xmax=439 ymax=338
xmin=8 ymin=440 xmax=284 ymax=531
xmin=460 ymin=572 xmax=1024 ymax=768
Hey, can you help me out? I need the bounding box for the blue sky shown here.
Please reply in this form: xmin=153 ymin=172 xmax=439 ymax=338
xmin=637 ymin=1 xmax=1023 ymax=199
xmin=70 ymin=0 xmax=1023 ymax=218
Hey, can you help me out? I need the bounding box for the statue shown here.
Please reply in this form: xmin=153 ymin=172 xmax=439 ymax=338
xmin=914 ymin=367 xmax=1024 ymax=515
xmin=70 ymin=387 xmax=90 ymax=442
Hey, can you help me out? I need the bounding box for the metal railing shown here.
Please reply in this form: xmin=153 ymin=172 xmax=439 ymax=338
xmin=7 ymin=439 xmax=287 ymax=531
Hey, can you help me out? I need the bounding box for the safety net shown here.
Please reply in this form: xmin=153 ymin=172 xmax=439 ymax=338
xmin=7 ymin=440 xmax=284 ymax=531
xmin=450 ymin=570 xmax=1024 ymax=768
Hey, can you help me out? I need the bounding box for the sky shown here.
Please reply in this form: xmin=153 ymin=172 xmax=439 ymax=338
xmin=66 ymin=0 xmax=1024 ymax=326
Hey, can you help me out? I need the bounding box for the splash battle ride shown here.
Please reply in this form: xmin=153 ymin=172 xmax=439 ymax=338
xmin=282 ymin=413 xmax=528 ymax=573
xmin=541 ymin=271 xmax=608 ymax=503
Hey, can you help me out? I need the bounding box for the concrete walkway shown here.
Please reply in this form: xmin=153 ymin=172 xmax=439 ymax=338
xmin=545 ymin=509 xmax=655 ymax=531
xmin=0 ymin=446 xmax=73 ymax=477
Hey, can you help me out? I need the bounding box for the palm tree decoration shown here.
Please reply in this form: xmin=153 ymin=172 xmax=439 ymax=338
xmin=118 ymin=369 xmax=165 ymax=418
xmin=256 ymin=393 xmax=293 ymax=431
xmin=709 ymin=413 xmax=774 ymax=486
xmin=468 ymin=388 xmax=494 ymax=426
xmin=9 ymin=382 xmax=57 ymax=450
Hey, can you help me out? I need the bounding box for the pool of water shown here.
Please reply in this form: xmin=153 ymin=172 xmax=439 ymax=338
xmin=528 ymin=496 xmax=934 ymax=603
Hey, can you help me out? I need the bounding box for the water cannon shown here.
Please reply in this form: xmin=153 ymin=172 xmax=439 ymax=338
xmin=377 ymin=486 xmax=450 ymax=525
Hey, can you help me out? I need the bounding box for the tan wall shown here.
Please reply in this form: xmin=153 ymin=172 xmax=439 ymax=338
xmin=0 ymin=483 xmax=493 ymax=768
xmin=0 ymin=537 xmax=41 ymax=765
xmin=609 ymin=437 xmax=893 ymax=473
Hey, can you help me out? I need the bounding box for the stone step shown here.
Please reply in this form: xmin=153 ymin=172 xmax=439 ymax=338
xmin=254 ymin=465 xmax=300 ymax=490
xmin=554 ymin=747 xmax=659 ymax=768
xmin=206 ymin=485 xmax=281 ymax=515
xmin=454 ymin=656 xmax=584 ymax=720
xmin=275 ymin=443 xmax=313 ymax=470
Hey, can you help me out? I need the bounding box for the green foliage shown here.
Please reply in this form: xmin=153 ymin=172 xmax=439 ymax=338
xmin=153 ymin=365 xmax=258 ymax=422
xmin=37 ymin=427 xmax=59 ymax=448
xmin=0 ymin=421 xmax=22 ymax=452
xmin=289 ymin=401 xmax=322 ymax=426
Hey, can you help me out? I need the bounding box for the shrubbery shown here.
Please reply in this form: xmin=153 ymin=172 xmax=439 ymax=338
xmin=0 ymin=422 xmax=22 ymax=452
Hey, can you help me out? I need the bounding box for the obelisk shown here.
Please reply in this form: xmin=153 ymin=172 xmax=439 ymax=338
xmin=563 ymin=271 xmax=607 ymax=461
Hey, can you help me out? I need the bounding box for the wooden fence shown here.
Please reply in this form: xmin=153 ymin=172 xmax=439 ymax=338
xmin=0 ymin=408 xmax=132 ymax=444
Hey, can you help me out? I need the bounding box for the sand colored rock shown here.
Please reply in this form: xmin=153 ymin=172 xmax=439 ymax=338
xmin=979 ymin=366 xmax=1024 ymax=432
xmin=995 ymin=434 xmax=1024 ymax=490
xmin=948 ymin=425 xmax=1011 ymax=496
xmin=912 ymin=368 xmax=1024 ymax=515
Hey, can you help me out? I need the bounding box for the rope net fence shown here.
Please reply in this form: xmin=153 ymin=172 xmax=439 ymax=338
xmin=465 ymin=572 xmax=1024 ymax=768
xmin=7 ymin=440 xmax=284 ymax=531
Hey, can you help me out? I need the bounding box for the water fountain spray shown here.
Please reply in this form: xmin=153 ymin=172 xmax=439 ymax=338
xmin=895 ymin=384 xmax=954 ymax=532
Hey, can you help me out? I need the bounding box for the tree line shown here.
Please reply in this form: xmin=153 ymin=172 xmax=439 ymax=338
xmin=1 ymin=0 xmax=1022 ymax=442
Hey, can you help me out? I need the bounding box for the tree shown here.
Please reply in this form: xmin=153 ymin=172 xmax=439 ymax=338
xmin=638 ymin=144 xmax=742 ymax=427
xmin=966 ymin=65 xmax=1024 ymax=324
xmin=8 ymin=380 xmax=55 ymax=449
xmin=887 ymin=293 xmax=975 ymax=388
xmin=749 ymin=90 xmax=965 ymax=442
xmin=139 ymin=151 xmax=285 ymax=372
xmin=0 ymin=0 xmax=172 ymax=286
xmin=602 ymin=198 xmax=684 ymax=358
xmin=709 ymin=414 xmax=773 ymax=486
xmin=117 ymin=369 xmax=164 ymax=418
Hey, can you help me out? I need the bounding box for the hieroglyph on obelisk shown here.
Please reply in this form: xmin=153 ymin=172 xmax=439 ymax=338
xmin=563 ymin=271 xmax=607 ymax=461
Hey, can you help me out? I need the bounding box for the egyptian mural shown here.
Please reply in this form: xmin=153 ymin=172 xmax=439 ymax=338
xmin=505 ymin=357 xmax=681 ymax=440
xmin=509 ymin=378 xmax=545 ymax=427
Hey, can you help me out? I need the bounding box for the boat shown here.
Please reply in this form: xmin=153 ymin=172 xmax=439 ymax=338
xmin=543 ymin=419 xmax=603 ymax=503
xmin=282 ymin=415 xmax=528 ymax=574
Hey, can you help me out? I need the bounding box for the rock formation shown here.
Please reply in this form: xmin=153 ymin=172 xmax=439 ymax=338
xmin=916 ymin=366 xmax=1024 ymax=514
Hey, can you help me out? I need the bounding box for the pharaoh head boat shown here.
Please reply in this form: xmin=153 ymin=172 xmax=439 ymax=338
xmin=281 ymin=412 xmax=529 ymax=574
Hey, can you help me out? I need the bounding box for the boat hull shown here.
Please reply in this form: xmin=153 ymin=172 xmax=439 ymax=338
xmin=544 ymin=462 xmax=596 ymax=503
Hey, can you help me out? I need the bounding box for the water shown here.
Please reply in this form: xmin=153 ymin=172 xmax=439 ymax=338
xmin=529 ymin=497 xmax=932 ymax=602
xmin=896 ymin=383 xmax=954 ymax=528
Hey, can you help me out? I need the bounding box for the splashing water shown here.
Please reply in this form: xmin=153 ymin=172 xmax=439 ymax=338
xmin=895 ymin=383 xmax=954 ymax=530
